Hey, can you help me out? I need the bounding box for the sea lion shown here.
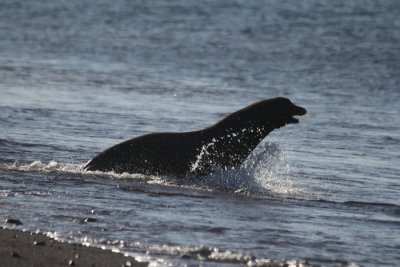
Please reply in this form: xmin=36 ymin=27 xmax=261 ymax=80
xmin=83 ymin=97 xmax=306 ymax=177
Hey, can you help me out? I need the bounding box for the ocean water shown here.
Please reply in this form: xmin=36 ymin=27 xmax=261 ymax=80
xmin=1 ymin=0 xmax=400 ymax=266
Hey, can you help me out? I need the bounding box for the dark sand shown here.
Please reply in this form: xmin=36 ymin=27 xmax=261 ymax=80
xmin=0 ymin=227 xmax=148 ymax=267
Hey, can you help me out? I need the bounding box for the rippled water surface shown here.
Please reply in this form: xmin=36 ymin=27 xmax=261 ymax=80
xmin=1 ymin=1 xmax=400 ymax=266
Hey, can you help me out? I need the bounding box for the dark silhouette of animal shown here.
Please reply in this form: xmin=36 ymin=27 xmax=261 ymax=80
xmin=84 ymin=97 xmax=306 ymax=177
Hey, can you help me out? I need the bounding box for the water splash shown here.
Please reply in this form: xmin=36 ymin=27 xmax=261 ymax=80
xmin=244 ymin=142 xmax=295 ymax=195
xmin=189 ymin=139 xmax=216 ymax=173
xmin=1 ymin=142 xmax=304 ymax=197
xmin=2 ymin=160 xmax=83 ymax=173
xmin=182 ymin=142 xmax=301 ymax=196
xmin=0 ymin=160 xmax=154 ymax=183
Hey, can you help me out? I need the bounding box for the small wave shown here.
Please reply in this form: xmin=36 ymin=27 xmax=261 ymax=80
xmin=1 ymin=160 xmax=158 ymax=184
xmin=344 ymin=200 xmax=400 ymax=208
xmin=0 ymin=138 xmax=58 ymax=149
xmin=131 ymin=243 xmax=314 ymax=267
xmin=309 ymin=199 xmax=400 ymax=216
xmin=2 ymin=160 xmax=84 ymax=173
xmin=343 ymin=200 xmax=400 ymax=216
xmin=57 ymin=233 xmax=317 ymax=267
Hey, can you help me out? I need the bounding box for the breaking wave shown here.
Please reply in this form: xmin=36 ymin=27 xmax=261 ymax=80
xmin=33 ymin=229 xmax=316 ymax=267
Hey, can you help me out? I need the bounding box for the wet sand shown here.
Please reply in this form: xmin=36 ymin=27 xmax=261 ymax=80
xmin=0 ymin=227 xmax=148 ymax=267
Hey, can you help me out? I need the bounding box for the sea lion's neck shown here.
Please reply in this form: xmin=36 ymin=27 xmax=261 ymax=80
xmin=205 ymin=109 xmax=275 ymax=142
xmin=199 ymin=113 xmax=276 ymax=167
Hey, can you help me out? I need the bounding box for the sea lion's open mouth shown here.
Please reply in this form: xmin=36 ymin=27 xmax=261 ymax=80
xmin=287 ymin=116 xmax=300 ymax=124
xmin=286 ymin=105 xmax=307 ymax=124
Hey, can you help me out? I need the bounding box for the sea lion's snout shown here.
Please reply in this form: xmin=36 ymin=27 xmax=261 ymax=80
xmin=273 ymin=97 xmax=306 ymax=117
xmin=295 ymin=105 xmax=307 ymax=116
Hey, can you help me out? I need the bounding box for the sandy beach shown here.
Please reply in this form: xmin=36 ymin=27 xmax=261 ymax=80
xmin=0 ymin=227 xmax=148 ymax=267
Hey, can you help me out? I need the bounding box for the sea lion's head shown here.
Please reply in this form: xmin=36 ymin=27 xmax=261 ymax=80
xmin=251 ymin=97 xmax=307 ymax=129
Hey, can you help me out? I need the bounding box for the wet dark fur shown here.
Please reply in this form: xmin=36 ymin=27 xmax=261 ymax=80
xmin=84 ymin=97 xmax=306 ymax=177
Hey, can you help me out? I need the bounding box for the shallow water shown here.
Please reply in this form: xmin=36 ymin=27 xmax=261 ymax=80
xmin=1 ymin=0 xmax=400 ymax=266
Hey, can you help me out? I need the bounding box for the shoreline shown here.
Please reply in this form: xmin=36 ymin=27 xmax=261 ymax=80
xmin=0 ymin=227 xmax=148 ymax=267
